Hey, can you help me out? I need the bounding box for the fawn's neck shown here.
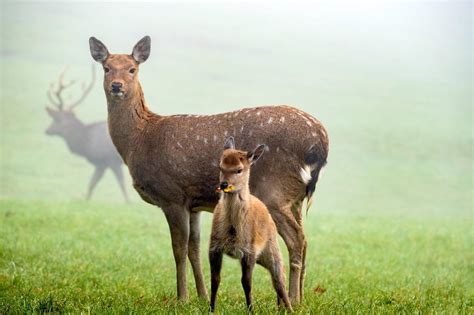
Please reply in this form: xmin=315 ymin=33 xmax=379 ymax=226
xmin=222 ymin=185 xmax=251 ymax=229
xmin=106 ymin=83 xmax=161 ymax=162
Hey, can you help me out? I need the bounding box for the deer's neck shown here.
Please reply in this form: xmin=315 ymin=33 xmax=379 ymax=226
xmin=222 ymin=185 xmax=251 ymax=232
xmin=62 ymin=122 xmax=88 ymax=155
xmin=106 ymin=83 xmax=161 ymax=162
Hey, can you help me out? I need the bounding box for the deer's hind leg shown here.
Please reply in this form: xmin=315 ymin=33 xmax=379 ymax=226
xmin=265 ymin=202 xmax=305 ymax=304
xmin=291 ymin=200 xmax=307 ymax=302
xmin=188 ymin=211 xmax=208 ymax=299
xmin=86 ymin=165 xmax=106 ymax=200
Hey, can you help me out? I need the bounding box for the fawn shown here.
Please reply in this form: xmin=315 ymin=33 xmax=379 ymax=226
xmin=209 ymin=137 xmax=293 ymax=312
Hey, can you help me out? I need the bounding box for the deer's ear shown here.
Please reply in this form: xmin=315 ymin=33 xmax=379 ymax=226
xmin=89 ymin=37 xmax=109 ymax=63
xmin=45 ymin=106 xmax=57 ymax=117
xmin=223 ymin=136 xmax=235 ymax=150
xmin=247 ymin=144 xmax=266 ymax=164
xmin=132 ymin=36 xmax=151 ymax=64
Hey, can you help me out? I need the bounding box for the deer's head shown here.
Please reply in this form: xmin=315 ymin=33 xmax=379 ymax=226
xmin=218 ymin=137 xmax=266 ymax=194
xmin=89 ymin=36 xmax=150 ymax=101
xmin=45 ymin=66 xmax=95 ymax=136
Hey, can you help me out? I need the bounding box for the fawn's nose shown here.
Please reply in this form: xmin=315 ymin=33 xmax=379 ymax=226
xmin=111 ymin=82 xmax=122 ymax=91
xmin=220 ymin=181 xmax=229 ymax=190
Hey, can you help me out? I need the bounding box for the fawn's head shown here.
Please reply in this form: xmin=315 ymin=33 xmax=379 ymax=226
xmin=218 ymin=137 xmax=266 ymax=194
xmin=89 ymin=36 xmax=150 ymax=101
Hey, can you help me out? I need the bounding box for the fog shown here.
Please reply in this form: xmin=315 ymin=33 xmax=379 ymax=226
xmin=1 ymin=1 xmax=472 ymax=217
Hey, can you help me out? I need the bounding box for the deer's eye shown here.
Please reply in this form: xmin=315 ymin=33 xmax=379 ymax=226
xmin=236 ymin=169 xmax=242 ymax=174
xmin=129 ymin=68 xmax=136 ymax=74
xmin=104 ymin=67 xmax=110 ymax=73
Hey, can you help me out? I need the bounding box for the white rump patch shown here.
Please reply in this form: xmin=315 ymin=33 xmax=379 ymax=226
xmin=300 ymin=165 xmax=312 ymax=184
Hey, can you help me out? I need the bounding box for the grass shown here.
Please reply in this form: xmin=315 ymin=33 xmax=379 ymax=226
xmin=1 ymin=199 xmax=472 ymax=313
xmin=1 ymin=1 xmax=473 ymax=313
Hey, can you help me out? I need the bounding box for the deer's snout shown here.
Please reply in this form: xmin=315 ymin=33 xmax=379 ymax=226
xmin=111 ymin=82 xmax=123 ymax=92
xmin=219 ymin=181 xmax=229 ymax=190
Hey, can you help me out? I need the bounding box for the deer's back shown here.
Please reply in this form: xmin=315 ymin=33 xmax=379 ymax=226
xmin=128 ymin=105 xmax=328 ymax=209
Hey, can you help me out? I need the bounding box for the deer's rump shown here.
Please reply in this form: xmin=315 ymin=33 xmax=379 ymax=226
xmin=130 ymin=105 xmax=328 ymax=210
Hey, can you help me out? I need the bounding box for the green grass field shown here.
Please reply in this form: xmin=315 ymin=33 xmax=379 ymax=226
xmin=1 ymin=1 xmax=472 ymax=313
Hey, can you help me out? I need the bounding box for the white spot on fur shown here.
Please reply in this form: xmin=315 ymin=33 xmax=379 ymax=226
xmin=260 ymin=122 xmax=264 ymax=127
xmin=214 ymin=135 xmax=218 ymax=142
xmin=249 ymin=130 xmax=253 ymax=136
xmin=224 ymin=130 xmax=228 ymax=136
xmin=177 ymin=142 xmax=183 ymax=149
xmin=204 ymin=138 xmax=208 ymax=144
xmin=240 ymin=126 xmax=244 ymax=133
xmin=217 ymin=120 xmax=221 ymax=124
xmin=280 ymin=117 xmax=285 ymax=123
xmin=257 ymin=111 xmax=261 ymax=116
xmin=276 ymin=147 xmax=280 ymax=152
xmin=267 ymin=117 xmax=273 ymax=124
xmin=312 ymin=132 xmax=318 ymax=137
xmin=196 ymin=135 xmax=200 ymax=140
xmin=300 ymin=165 xmax=312 ymax=184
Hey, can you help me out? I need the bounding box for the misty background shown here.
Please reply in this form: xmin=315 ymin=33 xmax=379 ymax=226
xmin=1 ymin=1 xmax=472 ymax=218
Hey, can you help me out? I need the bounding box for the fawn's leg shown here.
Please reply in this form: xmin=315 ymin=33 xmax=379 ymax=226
xmin=241 ymin=254 xmax=256 ymax=311
xmin=259 ymin=245 xmax=293 ymax=312
xmin=267 ymin=204 xmax=305 ymax=304
xmin=209 ymin=248 xmax=223 ymax=312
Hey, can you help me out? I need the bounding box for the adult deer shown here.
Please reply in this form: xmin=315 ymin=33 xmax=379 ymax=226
xmin=45 ymin=66 xmax=129 ymax=202
xmin=89 ymin=36 xmax=329 ymax=303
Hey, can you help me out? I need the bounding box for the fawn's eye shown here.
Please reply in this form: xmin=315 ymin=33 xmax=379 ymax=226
xmin=236 ymin=169 xmax=242 ymax=174
xmin=129 ymin=68 xmax=136 ymax=74
xmin=104 ymin=67 xmax=110 ymax=73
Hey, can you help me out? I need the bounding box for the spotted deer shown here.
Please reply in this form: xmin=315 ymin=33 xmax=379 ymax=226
xmin=209 ymin=137 xmax=292 ymax=312
xmin=89 ymin=35 xmax=329 ymax=302
xmin=45 ymin=66 xmax=129 ymax=202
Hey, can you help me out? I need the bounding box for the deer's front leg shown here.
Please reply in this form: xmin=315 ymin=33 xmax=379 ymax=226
xmin=86 ymin=165 xmax=105 ymax=200
xmin=188 ymin=211 xmax=208 ymax=299
xmin=209 ymin=248 xmax=223 ymax=312
xmin=241 ymin=253 xmax=256 ymax=311
xmin=164 ymin=206 xmax=190 ymax=300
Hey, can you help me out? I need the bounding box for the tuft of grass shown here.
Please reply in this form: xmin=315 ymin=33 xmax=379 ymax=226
xmin=1 ymin=199 xmax=472 ymax=313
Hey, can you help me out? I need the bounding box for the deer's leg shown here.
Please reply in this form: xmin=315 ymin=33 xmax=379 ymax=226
xmin=111 ymin=164 xmax=129 ymax=203
xmin=292 ymin=201 xmax=307 ymax=302
xmin=209 ymin=248 xmax=223 ymax=312
xmin=86 ymin=165 xmax=105 ymax=200
xmin=164 ymin=207 xmax=190 ymax=300
xmin=188 ymin=211 xmax=208 ymax=299
xmin=258 ymin=243 xmax=293 ymax=312
xmin=241 ymin=253 xmax=256 ymax=311
xmin=268 ymin=204 xmax=305 ymax=304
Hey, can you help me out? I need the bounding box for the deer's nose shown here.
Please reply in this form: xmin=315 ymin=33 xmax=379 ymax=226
xmin=220 ymin=181 xmax=228 ymax=190
xmin=111 ymin=82 xmax=122 ymax=91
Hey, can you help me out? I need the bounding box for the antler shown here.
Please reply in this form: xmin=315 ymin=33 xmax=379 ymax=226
xmin=68 ymin=64 xmax=96 ymax=111
xmin=46 ymin=65 xmax=95 ymax=111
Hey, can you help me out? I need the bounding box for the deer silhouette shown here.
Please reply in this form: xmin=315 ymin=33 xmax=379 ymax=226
xmin=45 ymin=66 xmax=129 ymax=202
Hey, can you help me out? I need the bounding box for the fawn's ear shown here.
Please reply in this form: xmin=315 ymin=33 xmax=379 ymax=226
xmin=223 ymin=136 xmax=235 ymax=150
xmin=247 ymin=144 xmax=266 ymax=164
xmin=89 ymin=37 xmax=109 ymax=63
xmin=132 ymin=36 xmax=151 ymax=64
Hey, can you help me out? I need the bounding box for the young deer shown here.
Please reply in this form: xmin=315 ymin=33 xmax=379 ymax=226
xmin=89 ymin=36 xmax=329 ymax=302
xmin=209 ymin=137 xmax=292 ymax=312
xmin=45 ymin=66 xmax=129 ymax=202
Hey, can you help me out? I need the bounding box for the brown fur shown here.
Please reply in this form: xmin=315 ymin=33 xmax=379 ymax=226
xmin=209 ymin=144 xmax=293 ymax=312
xmin=89 ymin=36 xmax=329 ymax=302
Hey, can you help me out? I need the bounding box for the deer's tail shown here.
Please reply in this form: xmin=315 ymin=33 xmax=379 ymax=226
xmin=303 ymin=144 xmax=327 ymax=214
